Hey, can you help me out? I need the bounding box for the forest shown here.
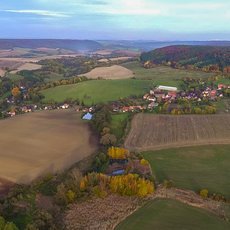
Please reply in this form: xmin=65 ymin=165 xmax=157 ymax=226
xmin=140 ymin=45 xmax=230 ymax=73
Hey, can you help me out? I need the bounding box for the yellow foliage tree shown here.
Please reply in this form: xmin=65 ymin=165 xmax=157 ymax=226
xmin=11 ymin=87 xmax=21 ymax=98
xmin=107 ymin=147 xmax=129 ymax=159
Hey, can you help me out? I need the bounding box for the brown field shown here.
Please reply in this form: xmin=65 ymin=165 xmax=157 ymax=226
xmin=125 ymin=114 xmax=230 ymax=151
xmin=10 ymin=63 xmax=42 ymax=73
xmin=98 ymin=57 xmax=133 ymax=63
xmin=80 ymin=65 xmax=134 ymax=79
xmin=0 ymin=68 xmax=6 ymax=77
xmin=65 ymin=195 xmax=139 ymax=230
xmin=0 ymin=110 xmax=98 ymax=184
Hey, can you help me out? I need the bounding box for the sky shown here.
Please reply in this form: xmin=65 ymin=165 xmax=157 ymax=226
xmin=0 ymin=0 xmax=229 ymax=40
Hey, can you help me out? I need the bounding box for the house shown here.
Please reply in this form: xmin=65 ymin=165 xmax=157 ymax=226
xmin=210 ymin=90 xmax=217 ymax=98
xmin=148 ymin=102 xmax=159 ymax=109
xmin=61 ymin=104 xmax=69 ymax=109
xmin=82 ymin=112 xmax=93 ymax=120
xmin=157 ymin=85 xmax=178 ymax=92
xmin=8 ymin=111 xmax=16 ymax=117
xmin=168 ymin=91 xmax=177 ymax=98
xmin=218 ymin=84 xmax=227 ymax=90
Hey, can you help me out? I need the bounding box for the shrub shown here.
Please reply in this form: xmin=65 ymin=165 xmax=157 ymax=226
xmin=163 ymin=180 xmax=174 ymax=189
xmin=66 ymin=190 xmax=76 ymax=203
xmin=199 ymin=189 xmax=209 ymax=198
xmin=140 ymin=159 xmax=149 ymax=166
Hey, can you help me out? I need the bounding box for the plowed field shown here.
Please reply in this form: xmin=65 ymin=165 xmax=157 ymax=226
xmin=125 ymin=114 xmax=230 ymax=151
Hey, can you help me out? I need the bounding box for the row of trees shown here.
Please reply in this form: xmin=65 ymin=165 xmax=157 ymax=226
xmin=169 ymin=105 xmax=217 ymax=115
xmin=80 ymin=173 xmax=154 ymax=198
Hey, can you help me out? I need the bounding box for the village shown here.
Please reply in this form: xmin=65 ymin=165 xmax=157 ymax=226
xmin=1 ymin=79 xmax=230 ymax=119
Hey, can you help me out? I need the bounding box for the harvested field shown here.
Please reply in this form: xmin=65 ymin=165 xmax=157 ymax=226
xmin=10 ymin=63 xmax=42 ymax=73
xmin=0 ymin=68 xmax=5 ymax=77
xmin=64 ymin=195 xmax=140 ymax=230
xmin=0 ymin=110 xmax=98 ymax=184
xmin=99 ymin=57 xmax=133 ymax=63
xmin=80 ymin=65 xmax=134 ymax=79
xmin=125 ymin=114 xmax=230 ymax=151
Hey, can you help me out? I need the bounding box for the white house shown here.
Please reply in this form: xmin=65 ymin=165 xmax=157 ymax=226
xmin=157 ymin=85 xmax=178 ymax=92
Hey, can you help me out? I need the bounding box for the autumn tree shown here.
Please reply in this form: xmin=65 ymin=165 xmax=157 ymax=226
xmin=11 ymin=87 xmax=21 ymax=98
xmin=100 ymin=133 xmax=117 ymax=146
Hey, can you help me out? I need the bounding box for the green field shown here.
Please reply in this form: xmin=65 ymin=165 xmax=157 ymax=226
xmin=41 ymin=79 xmax=153 ymax=105
xmin=122 ymin=61 xmax=214 ymax=87
xmin=116 ymin=199 xmax=230 ymax=230
xmin=143 ymin=145 xmax=230 ymax=198
xmin=110 ymin=113 xmax=130 ymax=141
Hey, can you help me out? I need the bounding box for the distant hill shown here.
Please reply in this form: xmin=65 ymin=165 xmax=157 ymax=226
xmin=99 ymin=40 xmax=230 ymax=52
xmin=140 ymin=45 xmax=230 ymax=73
xmin=0 ymin=39 xmax=102 ymax=52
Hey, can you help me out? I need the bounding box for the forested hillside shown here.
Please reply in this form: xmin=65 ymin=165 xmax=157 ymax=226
xmin=140 ymin=45 xmax=230 ymax=73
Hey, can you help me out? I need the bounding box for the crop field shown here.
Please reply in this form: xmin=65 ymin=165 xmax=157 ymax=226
xmin=125 ymin=114 xmax=230 ymax=151
xmin=143 ymin=145 xmax=230 ymax=198
xmin=0 ymin=110 xmax=98 ymax=184
xmin=122 ymin=61 xmax=214 ymax=88
xmin=116 ymin=199 xmax=230 ymax=230
xmin=10 ymin=63 xmax=42 ymax=73
xmin=0 ymin=68 xmax=5 ymax=77
xmin=80 ymin=65 xmax=134 ymax=79
xmin=42 ymin=79 xmax=153 ymax=105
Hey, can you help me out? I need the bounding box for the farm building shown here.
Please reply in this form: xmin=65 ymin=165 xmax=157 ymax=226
xmin=82 ymin=112 xmax=93 ymax=120
xmin=157 ymin=85 xmax=178 ymax=92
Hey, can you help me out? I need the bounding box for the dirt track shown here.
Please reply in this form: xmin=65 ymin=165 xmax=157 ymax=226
xmin=0 ymin=110 xmax=98 ymax=184
xmin=125 ymin=114 xmax=230 ymax=151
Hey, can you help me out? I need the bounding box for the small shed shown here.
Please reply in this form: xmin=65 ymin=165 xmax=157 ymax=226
xmin=82 ymin=112 xmax=93 ymax=120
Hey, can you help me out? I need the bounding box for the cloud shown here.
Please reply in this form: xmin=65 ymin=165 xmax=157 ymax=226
xmin=4 ymin=9 xmax=70 ymax=18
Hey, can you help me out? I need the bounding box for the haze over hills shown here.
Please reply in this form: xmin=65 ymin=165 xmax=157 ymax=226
xmin=0 ymin=39 xmax=102 ymax=52
xmin=0 ymin=39 xmax=230 ymax=53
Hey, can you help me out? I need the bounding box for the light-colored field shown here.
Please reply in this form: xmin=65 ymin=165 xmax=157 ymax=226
xmin=0 ymin=110 xmax=98 ymax=184
xmin=98 ymin=57 xmax=133 ymax=63
xmin=125 ymin=114 xmax=230 ymax=151
xmin=0 ymin=68 xmax=6 ymax=77
xmin=10 ymin=63 xmax=42 ymax=73
xmin=80 ymin=65 xmax=134 ymax=79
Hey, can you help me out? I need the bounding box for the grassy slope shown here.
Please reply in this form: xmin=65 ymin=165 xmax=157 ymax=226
xmin=122 ymin=61 xmax=214 ymax=87
xmin=41 ymin=79 xmax=153 ymax=105
xmin=41 ymin=61 xmax=215 ymax=104
xmin=110 ymin=113 xmax=129 ymax=141
xmin=143 ymin=145 xmax=230 ymax=198
xmin=116 ymin=199 xmax=230 ymax=230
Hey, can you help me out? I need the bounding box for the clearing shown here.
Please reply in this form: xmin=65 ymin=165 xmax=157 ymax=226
xmin=143 ymin=145 xmax=230 ymax=198
xmin=80 ymin=65 xmax=134 ymax=79
xmin=41 ymin=79 xmax=152 ymax=105
xmin=0 ymin=110 xmax=98 ymax=184
xmin=125 ymin=114 xmax=230 ymax=151
xmin=116 ymin=199 xmax=230 ymax=230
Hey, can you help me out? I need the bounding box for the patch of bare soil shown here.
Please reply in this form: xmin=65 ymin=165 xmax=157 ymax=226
xmin=0 ymin=110 xmax=98 ymax=184
xmin=64 ymin=195 xmax=140 ymax=230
